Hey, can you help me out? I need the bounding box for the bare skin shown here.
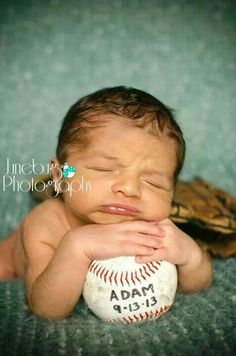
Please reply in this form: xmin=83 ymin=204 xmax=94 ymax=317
xmin=0 ymin=116 xmax=212 ymax=319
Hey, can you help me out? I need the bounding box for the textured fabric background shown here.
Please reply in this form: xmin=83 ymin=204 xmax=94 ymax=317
xmin=0 ymin=0 xmax=236 ymax=235
xmin=0 ymin=258 xmax=235 ymax=356
xmin=0 ymin=0 xmax=235 ymax=355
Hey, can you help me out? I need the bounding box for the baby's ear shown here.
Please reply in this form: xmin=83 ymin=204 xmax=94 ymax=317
xmin=50 ymin=157 xmax=62 ymax=181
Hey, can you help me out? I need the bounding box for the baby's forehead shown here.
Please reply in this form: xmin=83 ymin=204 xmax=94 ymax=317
xmin=90 ymin=120 xmax=175 ymax=148
xmin=84 ymin=115 xmax=169 ymax=141
xmin=72 ymin=125 xmax=176 ymax=167
xmin=67 ymin=114 xmax=177 ymax=162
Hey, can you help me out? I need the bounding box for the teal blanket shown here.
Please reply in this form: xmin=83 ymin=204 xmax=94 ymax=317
xmin=1 ymin=0 xmax=236 ymax=354
xmin=0 ymin=257 xmax=235 ymax=355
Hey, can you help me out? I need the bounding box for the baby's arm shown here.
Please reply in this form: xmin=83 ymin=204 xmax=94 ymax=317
xmin=23 ymin=216 xmax=91 ymax=319
xmin=135 ymin=218 xmax=213 ymax=293
xmin=176 ymin=246 xmax=212 ymax=293
xmin=23 ymin=215 xmax=164 ymax=319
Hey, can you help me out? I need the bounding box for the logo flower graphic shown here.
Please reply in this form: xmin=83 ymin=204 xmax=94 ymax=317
xmin=62 ymin=163 xmax=76 ymax=178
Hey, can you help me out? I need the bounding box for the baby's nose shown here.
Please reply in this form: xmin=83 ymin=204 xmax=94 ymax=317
xmin=111 ymin=174 xmax=141 ymax=197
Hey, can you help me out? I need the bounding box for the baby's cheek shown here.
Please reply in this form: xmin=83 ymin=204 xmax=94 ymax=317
xmin=146 ymin=200 xmax=172 ymax=221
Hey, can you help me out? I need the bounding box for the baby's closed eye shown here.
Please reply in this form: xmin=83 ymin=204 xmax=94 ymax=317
xmin=86 ymin=166 xmax=118 ymax=173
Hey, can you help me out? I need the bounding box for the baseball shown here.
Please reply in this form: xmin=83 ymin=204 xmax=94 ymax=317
xmin=82 ymin=256 xmax=178 ymax=324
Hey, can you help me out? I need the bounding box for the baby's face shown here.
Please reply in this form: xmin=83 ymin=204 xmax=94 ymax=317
xmin=59 ymin=115 xmax=177 ymax=226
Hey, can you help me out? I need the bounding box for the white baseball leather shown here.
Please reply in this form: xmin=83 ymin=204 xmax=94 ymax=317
xmin=82 ymin=256 xmax=178 ymax=324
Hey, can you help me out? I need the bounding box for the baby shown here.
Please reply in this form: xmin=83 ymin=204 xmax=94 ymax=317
xmin=0 ymin=86 xmax=212 ymax=319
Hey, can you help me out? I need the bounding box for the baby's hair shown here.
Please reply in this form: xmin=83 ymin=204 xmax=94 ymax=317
xmin=56 ymin=86 xmax=185 ymax=184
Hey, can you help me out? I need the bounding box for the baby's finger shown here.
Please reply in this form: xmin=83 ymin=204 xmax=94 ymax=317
xmin=131 ymin=233 xmax=164 ymax=249
xmin=124 ymin=220 xmax=165 ymax=237
xmin=139 ymin=228 xmax=164 ymax=237
xmin=135 ymin=248 xmax=166 ymax=264
xmin=121 ymin=242 xmax=155 ymax=257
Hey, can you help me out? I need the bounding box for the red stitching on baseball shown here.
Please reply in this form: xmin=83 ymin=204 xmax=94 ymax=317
xmin=125 ymin=271 xmax=130 ymax=285
xmin=145 ymin=310 xmax=151 ymax=320
xmin=128 ymin=316 xmax=133 ymax=323
xmin=103 ymin=269 xmax=109 ymax=283
xmin=135 ymin=270 xmax=141 ymax=283
xmin=89 ymin=261 xmax=94 ymax=272
xmin=130 ymin=272 xmax=135 ymax=285
xmin=109 ymin=270 xmax=114 ymax=283
xmin=89 ymin=260 xmax=163 ymax=286
xmin=89 ymin=261 xmax=98 ymax=273
xmin=92 ymin=262 xmax=100 ymax=274
xmin=139 ymin=313 xmax=144 ymax=321
xmin=96 ymin=265 xmax=103 ymax=277
xmin=150 ymin=260 xmax=162 ymax=270
xmin=100 ymin=267 xmax=106 ymax=279
xmin=120 ymin=272 xmax=124 ymax=286
xmin=139 ymin=267 xmax=146 ymax=280
xmin=150 ymin=262 xmax=159 ymax=271
xmin=94 ymin=262 xmax=101 ymax=273
xmin=114 ymin=272 xmax=118 ymax=285
xmin=143 ymin=265 xmax=151 ymax=278
xmin=146 ymin=263 xmax=155 ymax=274
xmin=121 ymin=304 xmax=171 ymax=324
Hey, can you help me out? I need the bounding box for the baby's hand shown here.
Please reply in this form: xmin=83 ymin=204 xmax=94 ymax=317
xmin=71 ymin=220 xmax=165 ymax=262
xmin=135 ymin=218 xmax=200 ymax=265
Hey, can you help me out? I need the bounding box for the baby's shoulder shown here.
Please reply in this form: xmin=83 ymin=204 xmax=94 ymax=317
xmin=22 ymin=198 xmax=68 ymax=242
xmin=27 ymin=197 xmax=64 ymax=221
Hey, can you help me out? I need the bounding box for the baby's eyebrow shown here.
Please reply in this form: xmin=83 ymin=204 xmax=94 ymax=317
xmin=86 ymin=151 xmax=119 ymax=161
xmin=85 ymin=151 xmax=170 ymax=177
xmin=142 ymin=168 xmax=169 ymax=177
